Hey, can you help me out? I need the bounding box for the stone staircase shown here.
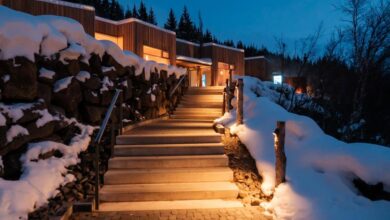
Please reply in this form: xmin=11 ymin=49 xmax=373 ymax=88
xmin=99 ymin=86 xmax=241 ymax=211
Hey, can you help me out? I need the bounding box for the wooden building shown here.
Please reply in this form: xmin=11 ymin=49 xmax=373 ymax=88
xmin=245 ymin=56 xmax=269 ymax=80
xmin=0 ymin=0 xmax=95 ymax=35
xmin=4 ymin=0 xmax=304 ymax=89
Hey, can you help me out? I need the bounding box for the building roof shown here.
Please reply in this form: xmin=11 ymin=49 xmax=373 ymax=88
xmin=176 ymin=55 xmax=212 ymax=66
xmin=37 ymin=0 xmax=95 ymax=11
xmin=95 ymin=16 xmax=176 ymax=35
xmin=245 ymin=56 xmax=266 ymax=61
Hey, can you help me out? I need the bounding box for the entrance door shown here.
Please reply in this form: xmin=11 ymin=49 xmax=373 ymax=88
xmin=202 ymin=74 xmax=207 ymax=87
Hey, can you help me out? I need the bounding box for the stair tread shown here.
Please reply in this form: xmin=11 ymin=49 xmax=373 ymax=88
xmin=114 ymin=143 xmax=224 ymax=148
xmin=110 ymin=154 xmax=227 ymax=161
xmin=98 ymin=199 xmax=243 ymax=212
xmin=101 ymin=181 xmax=238 ymax=193
xmin=106 ymin=167 xmax=232 ymax=173
xmin=119 ymin=132 xmax=221 ymax=137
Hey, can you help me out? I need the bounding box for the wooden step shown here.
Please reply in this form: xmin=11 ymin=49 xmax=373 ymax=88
xmin=175 ymin=107 xmax=222 ymax=114
xmin=108 ymin=155 xmax=228 ymax=169
xmin=178 ymin=102 xmax=222 ymax=108
xmin=104 ymin=167 xmax=233 ymax=184
xmin=98 ymin=199 xmax=243 ymax=212
xmin=170 ymin=114 xmax=220 ymax=120
xmin=100 ymin=182 xmax=238 ymax=202
xmin=116 ymin=133 xmax=221 ymax=145
xmin=113 ymin=143 xmax=225 ymax=156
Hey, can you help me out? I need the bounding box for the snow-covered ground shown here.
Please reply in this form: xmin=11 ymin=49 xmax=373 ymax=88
xmin=216 ymin=76 xmax=390 ymax=220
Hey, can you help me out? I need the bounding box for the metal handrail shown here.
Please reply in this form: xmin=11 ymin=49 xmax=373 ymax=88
xmin=93 ymin=89 xmax=122 ymax=210
xmin=169 ymin=75 xmax=187 ymax=97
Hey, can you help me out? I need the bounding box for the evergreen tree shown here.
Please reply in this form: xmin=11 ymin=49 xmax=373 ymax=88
xmin=132 ymin=4 xmax=139 ymax=18
xmin=125 ymin=6 xmax=132 ymax=18
xmin=164 ymin=9 xmax=177 ymax=32
xmin=101 ymin=0 xmax=110 ymax=18
xmin=197 ymin=11 xmax=204 ymax=43
xmin=138 ymin=1 xmax=148 ymax=21
xmin=177 ymin=6 xmax=196 ymax=41
xmin=148 ymin=8 xmax=157 ymax=25
xmin=203 ymin=29 xmax=213 ymax=42
xmin=236 ymin=40 xmax=244 ymax=49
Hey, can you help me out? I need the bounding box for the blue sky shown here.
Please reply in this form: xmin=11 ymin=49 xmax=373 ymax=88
xmin=118 ymin=0 xmax=345 ymax=52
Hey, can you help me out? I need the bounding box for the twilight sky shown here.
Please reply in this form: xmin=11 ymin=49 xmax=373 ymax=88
xmin=118 ymin=0 xmax=345 ymax=52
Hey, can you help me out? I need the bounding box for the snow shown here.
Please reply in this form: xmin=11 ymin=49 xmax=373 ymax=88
xmin=215 ymin=76 xmax=390 ymax=220
xmin=0 ymin=102 xmax=40 ymax=123
xmin=34 ymin=109 xmax=58 ymax=128
xmin=0 ymin=119 xmax=94 ymax=219
xmin=100 ymin=76 xmax=113 ymax=93
xmin=53 ymin=76 xmax=73 ymax=93
xmin=0 ymin=112 xmax=6 ymax=126
xmin=0 ymin=6 xmax=186 ymax=79
xmin=39 ymin=68 xmax=56 ymax=79
xmin=176 ymin=55 xmax=212 ymax=66
xmin=2 ymin=74 xmax=10 ymax=83
xmin=75 ymin=71 xmax=91 ymax=82
xmin=6 ymin=125 xmax=29 ymax=143
xmin=102 ymin=66 xmax=116 ymax=73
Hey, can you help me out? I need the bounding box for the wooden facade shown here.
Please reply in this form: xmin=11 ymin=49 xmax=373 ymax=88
xmin=0 ymin=0 xmax=95 ymax=35
xmin=95 ymin=17 xmax=176 ymax=65
xmin=176 ymin=39 xmax=200 ymax=58
xmin=245 ymin=57 xmax=269 ymax=80
xmin=201 ymin=43 xmax=245 ymax=85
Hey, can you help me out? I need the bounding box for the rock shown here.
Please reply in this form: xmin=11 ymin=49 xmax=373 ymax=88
xmin=88 ymin=54 xmax=102 ymax=75
xmin=83 ymin=89 xmax=100 ymax=105
xmin=52 ymin=78 xmax=82 ymax=115
xmin=83 ymin=75 xmax=101 ymax=90
xmin=1 ymin=57 xmax=38 ymax=101
xmin=15 ymin=101 xmax=46 ymax=124
xmin=81 ymin=104 xmax=106 ymax=124
xmin=251 ymin=198 xmax=261 ymax=206
xmin=37 ymin=82 xmax=52 ymax=104
xmin=100 ymin=90 xmax=114 ymax=106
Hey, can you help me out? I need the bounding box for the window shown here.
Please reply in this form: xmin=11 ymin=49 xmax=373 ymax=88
xmin=216 ymin=62 xmax=234 ymax=86
xmin=273 ymin=75 xmax=282 ymax=84
xmin=143 ymin=45 xmax=170 ymax=64
xmin=95 ymin=32 xmax=123 ymax=50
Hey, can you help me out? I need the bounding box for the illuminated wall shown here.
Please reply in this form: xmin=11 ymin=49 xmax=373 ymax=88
xmin=95 ymin=32 xmax=123 ymax=50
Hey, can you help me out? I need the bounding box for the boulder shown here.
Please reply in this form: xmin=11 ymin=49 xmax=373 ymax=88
xmin=37 ymin=82 xmax=52 ymax=104
xmin=88 ymin=54 xmax=103 ymax=75
xmin=83 ymin=89 xmax=100 ymax=105
xmin=81 ymin=104 xmax=106 ymax=124
xmin=52 ymin=78 xmax=82 ymax=115
xmin=82 ymin=75 xmax=101 ymax=90
xmin=1 ymin=57 xmax=38 ymax=101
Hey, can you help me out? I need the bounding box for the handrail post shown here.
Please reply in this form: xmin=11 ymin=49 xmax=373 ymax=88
xmin=274 ymin=121 xmax=286 ymax=187
xmin=236 ymin=79 xmax=244 ymax=125
xmin=94 ymin=142 xmax=100 ymax=210
xmin=118 ymin=94 xmax=123 ymax=135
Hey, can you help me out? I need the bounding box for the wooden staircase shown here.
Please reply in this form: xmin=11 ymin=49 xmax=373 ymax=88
xmin=99 ymin=86 xmax=241 ymax=211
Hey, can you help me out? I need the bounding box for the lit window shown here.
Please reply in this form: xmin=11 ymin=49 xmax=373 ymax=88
xmin=143 ymin=45 xmax=170 ymax=64
xmin=273 ymin=75 xmax=282 ymax=84
xmin=95 ymin=32 xmax=123 ymax=50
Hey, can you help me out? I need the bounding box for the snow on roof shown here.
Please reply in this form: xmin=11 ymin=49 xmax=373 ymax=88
xmin=245 ymin=56 xmax=266 ymax=60
xmin=176 ymin=55 xmax=212 ymax=66
xmin=203 ymin=43 xmax=245 ymax=53
xmin=176 ymin=38 xmax=200 ymax=47
xmin=36 ymin=0 xmax=95 ymax=11
xmin=95 ymin=16 xmax=176 ymax=35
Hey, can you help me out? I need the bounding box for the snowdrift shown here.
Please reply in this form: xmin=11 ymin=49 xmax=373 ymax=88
xmin=216 ymin=76 xmax=390 ymax=220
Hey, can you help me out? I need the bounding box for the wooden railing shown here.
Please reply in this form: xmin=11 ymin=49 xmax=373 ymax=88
xmin=222 ymin=78 xmax=244 ymax=125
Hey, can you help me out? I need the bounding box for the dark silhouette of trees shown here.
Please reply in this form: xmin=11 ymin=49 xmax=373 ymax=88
xmin=164 ymin=9 xmax=177 ymax=32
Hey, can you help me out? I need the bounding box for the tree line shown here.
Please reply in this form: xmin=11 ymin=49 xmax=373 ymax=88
xmin=63 ymin=0 xmax=271 ymax=56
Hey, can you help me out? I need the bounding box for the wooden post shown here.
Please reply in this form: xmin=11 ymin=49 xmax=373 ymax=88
xmin=236 ymin=79 xmax=244 ymax=125
xmin=274 ymin=121 xmax=286 ymax=187
xmin=94 ymin=143 xmax=100 ymax=210
xmin=224 ymin=79 xmax=229 ymax=113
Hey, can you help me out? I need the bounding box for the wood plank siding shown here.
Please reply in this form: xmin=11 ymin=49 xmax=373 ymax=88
xmin=95 ymin=18 xmax=177 ymax=65
xmin=202 ymin=44 xmax=245 ymax=85
xmin=245 ymin=57 xmax=269 ymax=80
xmin=1 ymin=0 xmax=95 ymax=36
xmin=176 ymin=39 xmax=200 ymax=58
